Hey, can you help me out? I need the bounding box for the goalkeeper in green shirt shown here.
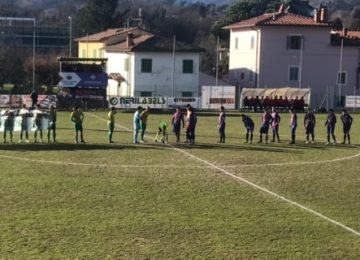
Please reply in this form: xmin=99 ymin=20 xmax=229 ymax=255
xmin=155 ymin=120 xmax=168 ymax=144
xmin=108 ymin=107 xmax=116 ymax=143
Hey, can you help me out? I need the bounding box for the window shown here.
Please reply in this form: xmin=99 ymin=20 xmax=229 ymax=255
xmin=337 ymin=71 xmax=347 ymax=85
xmin=183 ymin=60 xmax=194 ymax=74
xmin=250 ymin=36 xmax=255 ymax=49
xmin=93 ymin=49 xmax=97 ymax=58
xmin=240 ymin=72 xmax=245 ymax=80
xmin=124 ymin=58 xmax=129 ymax=72
xmin=182 ymin=92 xmax=193 ymax=97
xmin=82 ymin=50 xmax=86 ymax=58
xmin=287 ymin=35 xmax=303 ymax=50
xmin=289 ymin=66 xmax=300 ymax=82
xmin=141 ymin=59 xmax=152 ymax=73
xmin=140 ymin=91 xmax=152 ymax=97
xmin=235 ymin=37 xmax=239 ymax=50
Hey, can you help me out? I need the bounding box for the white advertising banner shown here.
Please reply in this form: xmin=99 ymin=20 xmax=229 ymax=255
xmin=22 ymin=95 xmax=57 ymax=108
xmin=166 ymin=97 xmax=200 ymax=109
xmin=0 ymin=95 xmax=22 ymax=108
xmin=0 ymin=95 xmax=57 ymax=108
xmin=0 ymin=95 xmax=10 ymax=108
xmin=345 ymin=96 xmax=360 ymax=108
xmin=201 ymin=86 xmax=236 ymax=109
xmin=108 ymin=96 xmax=201 ymax=109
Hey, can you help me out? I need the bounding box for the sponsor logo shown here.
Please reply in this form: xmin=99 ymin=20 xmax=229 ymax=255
xmin=109 ymin=97 xmax=118 ymax=105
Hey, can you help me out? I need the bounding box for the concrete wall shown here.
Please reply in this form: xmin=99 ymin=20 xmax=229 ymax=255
xmin=133 ymin=52 xmax=200 ymax=97
xmin=105 ymin=52 xmax=134 ymax=96
xmin=229 ymin=29 xmax=259 ymax=87
xmin=106 ymin=51 xmax=200 ymax=97
xmin=78 ymin=42 xmax=105 ymax=58
xmin=259 ymin=26 xmax=359 ymax=107
xmin=229 ymin=25 xmax=360 ymax=107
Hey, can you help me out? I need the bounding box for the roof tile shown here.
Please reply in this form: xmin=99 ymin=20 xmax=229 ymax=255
xmin=225 ymin=12 xmax=330 ymax=29
xmin=74 ymin=27 xmax=137 ymax=42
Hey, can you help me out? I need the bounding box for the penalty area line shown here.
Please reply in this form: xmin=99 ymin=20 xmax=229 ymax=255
xmin=87 ymin=112 xmax=360 ymax=238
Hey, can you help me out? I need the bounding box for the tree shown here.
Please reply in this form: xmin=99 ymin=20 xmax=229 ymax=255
xmin=0 ymin=49 xmax=25 ymax=87
xmin=211 ymin=0 xmax=282 ymax=38
xmin=349 ymin=6 xmax=360 ymax=29
xmin=77 ymin=0 xmax=128 ymax=34
xmin=332 ymin=17 xmax=343 ymax=30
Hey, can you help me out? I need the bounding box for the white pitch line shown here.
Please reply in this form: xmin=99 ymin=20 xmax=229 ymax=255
xmin=0 ymin=154 xmax=206 ymax=169
xmin=170 ymin=146 xmax=360 ymax=237
xmin=88 ymin=112 xmax=360 ymax=237
xmin=220 ymin=151 xmax=360 ymax=168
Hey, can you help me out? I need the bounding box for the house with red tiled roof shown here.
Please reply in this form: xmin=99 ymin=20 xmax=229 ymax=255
xmin=75 ymin=27 xmax=142 ymax=58
xmin=225 ymin=5 xmax=360 ymax=107
xmin=76 ymin=27 xmax=204 ymax=98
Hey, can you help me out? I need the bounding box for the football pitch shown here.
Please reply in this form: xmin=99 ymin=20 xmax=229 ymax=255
xmin=1 ymin=111 xmax=360 ymax=259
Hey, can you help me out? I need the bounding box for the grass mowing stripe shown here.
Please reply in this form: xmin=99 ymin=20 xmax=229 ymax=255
xmin=220 ymin=150 xmax=360 ymax=167
xmin=0 ymin=154 xmax=208 ymax=168
xmin=170 ymin=146 xmax=360 ymax=238
xmin=87 ymin=112 xmax=360 ymax=238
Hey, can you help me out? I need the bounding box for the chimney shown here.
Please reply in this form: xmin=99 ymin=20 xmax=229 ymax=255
xmin=278 ymin=3 xmax=285 ymax=13
xmin=320 ymin=5 xmax=328 ymax=22
xmin=126 ymin=32 xmax=134 ymax=48
xmin=313 ymin=9 xmax=319 ymax=22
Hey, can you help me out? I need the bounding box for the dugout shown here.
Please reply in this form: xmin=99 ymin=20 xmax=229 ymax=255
xmin=57 ymin=57 xmax=108 ymax=109
xmin=240 ymin=87 xmax=311 ymax=112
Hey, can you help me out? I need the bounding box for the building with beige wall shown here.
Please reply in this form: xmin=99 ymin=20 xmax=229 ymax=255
xmin=225 ymin=6 xmax=360 ymax=107
xmin=75 ymin=28 xmax=204 ymax=98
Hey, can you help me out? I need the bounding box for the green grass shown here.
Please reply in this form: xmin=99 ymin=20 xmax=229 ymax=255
xmin=1 ymin=111 xmax=360 ymax=259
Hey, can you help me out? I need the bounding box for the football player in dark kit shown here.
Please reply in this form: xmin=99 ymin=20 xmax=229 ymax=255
xmin=171 ymin=107 xmax=185 ymax=143
xmin=304 ymin=109 xmax=316 ymax=144
xmin=325 ymin=109 xmax=337 ymax=145
xmin=340 ymin=109 xmax=353 ymax=144
xmin=241 ymin=114 xmax=255 ymax=144
xmin=289 ymin=108 xmax=297 ymax=144
xmin=258 ymin=108 xmax=273 ymax=144
xmin=218 ymin=106 xmax=226 ymax=143
xmin=271 ymin=107 xmax=281 ymax=143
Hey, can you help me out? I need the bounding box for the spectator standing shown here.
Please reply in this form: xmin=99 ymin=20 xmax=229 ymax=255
xmin=30 ymin=90 xmax=38 ymax=108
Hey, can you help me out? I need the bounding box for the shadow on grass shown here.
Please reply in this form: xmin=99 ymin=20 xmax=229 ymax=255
xmin=0 ymin=143 xmax=170 ymax=152
xmin=0 ymin=140 xmax=357 ymax=153
xmin=171 ymin=142 xmax=359 ymax=153
xmin=171 ymin=142 xmax=301 ymax=153
xmin=57 ymin=127 xmax=132 ymax=133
